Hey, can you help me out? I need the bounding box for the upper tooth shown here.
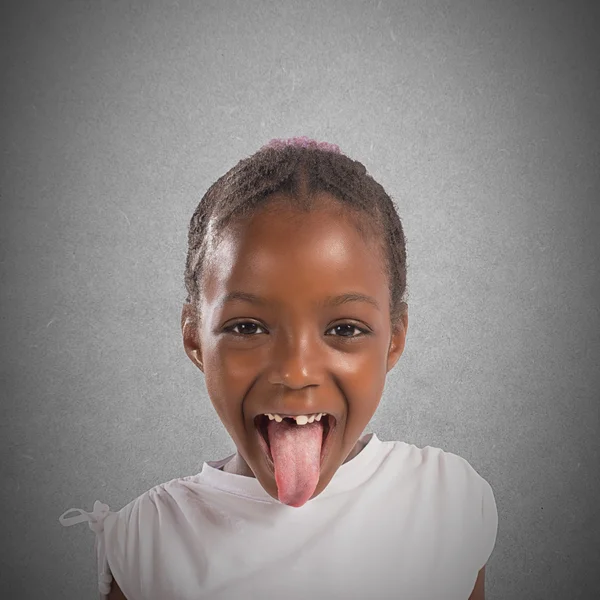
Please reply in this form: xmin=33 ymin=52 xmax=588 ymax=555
xmin=265 ymin=413 xmax=326 ymax=425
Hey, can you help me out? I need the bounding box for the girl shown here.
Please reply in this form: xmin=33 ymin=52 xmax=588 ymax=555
xmin=59 ymin=137 xmax=498 ymax=599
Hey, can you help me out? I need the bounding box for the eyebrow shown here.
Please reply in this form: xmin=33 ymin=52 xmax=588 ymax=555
xmin=220 ymin=290 xmax=380 ymax=311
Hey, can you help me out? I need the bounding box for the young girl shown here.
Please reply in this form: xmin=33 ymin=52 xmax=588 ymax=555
xmin=59 ymin=137 xmax=498 ymax=599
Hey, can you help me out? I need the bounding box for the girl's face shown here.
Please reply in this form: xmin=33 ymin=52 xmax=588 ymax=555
xmin=182 ymin=193 xmax=408 ymax=502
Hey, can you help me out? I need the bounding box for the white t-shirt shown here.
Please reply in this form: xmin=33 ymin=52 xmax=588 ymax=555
xmin=59 ymin=432 xmax=498 ymax=600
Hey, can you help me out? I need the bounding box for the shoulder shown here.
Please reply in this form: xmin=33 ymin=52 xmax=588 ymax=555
xmin=102 ymin=481 xmax=185 ymax=597
xmin=388 ymin=441 xmax=497 ymax=525
xmin=107 ymin=473 xmax=205 ymax=534
xmin=443 ymin=450 xmax=497 ymax=522
xmin=105 ymin=475 xmax=210 ymax=559
xmin=411 ymin=444 xmax=493 ymax=499
xmin=394 ymin=441 xmax=485 ymax=487
xmin=436 ymin=448 xmax=499 ymax=570
xmin=103 ymin=485 xmax=167 ymax=550
xmin=401 ymin=443 xmax=498 ymax=569
xmin=435 ymin=448 xmax=497 ymax=522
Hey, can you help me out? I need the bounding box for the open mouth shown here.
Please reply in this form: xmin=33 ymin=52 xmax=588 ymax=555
xmin=254 ymin=414 xmax=335 ymax=469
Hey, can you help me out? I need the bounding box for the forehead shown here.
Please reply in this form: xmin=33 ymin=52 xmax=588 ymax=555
xmin=202 ymin=201 xmax=388 ymax=308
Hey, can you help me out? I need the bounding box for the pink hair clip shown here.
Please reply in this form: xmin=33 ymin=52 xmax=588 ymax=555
xmin=261 ymin=136 xmax=341 ymax=154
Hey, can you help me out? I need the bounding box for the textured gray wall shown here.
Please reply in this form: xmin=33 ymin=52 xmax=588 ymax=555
xmin=2 ymin=0 xmax=599 ymax=598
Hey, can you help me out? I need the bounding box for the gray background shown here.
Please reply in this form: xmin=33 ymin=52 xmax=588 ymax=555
xmin=1 ymin=0 xmax=599 ymax=598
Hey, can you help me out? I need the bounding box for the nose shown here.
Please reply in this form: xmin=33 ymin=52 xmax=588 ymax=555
xmin=267 ymin=330 xmax=325 ymax=389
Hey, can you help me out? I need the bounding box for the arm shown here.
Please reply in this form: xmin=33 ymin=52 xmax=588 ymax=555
xmin=106 ymin=576 xmax=128 ymax=600
xmin=468 ymin=565 xmax=486 ymax=600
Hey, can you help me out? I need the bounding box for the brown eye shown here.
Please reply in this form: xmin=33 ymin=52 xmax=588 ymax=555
xmin=326 ymin=323 xmax=368 ymax=338
xmin=224 ymin=321 xmax=369 ymax=339
xmin=225 ymin=322 xmax=265 ymax=336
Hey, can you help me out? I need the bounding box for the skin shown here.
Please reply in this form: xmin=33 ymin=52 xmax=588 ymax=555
xmin=180 ymin=192 xmax=408 ymax=501
xmin=107 ymin=192 xmax=487 ymax=599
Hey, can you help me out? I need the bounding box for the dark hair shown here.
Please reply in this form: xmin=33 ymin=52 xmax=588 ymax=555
xmin=184 ymin=139 xmax=409 ymax=331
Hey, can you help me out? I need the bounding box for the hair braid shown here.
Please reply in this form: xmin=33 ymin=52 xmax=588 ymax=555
xmin=184 ymin=137 xmax=408 ymax=331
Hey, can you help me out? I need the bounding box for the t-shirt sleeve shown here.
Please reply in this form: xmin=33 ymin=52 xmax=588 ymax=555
xmin=477 ymin=474 xmax=498 ymax=570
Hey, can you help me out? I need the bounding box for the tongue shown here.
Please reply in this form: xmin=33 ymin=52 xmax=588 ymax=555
xmin=267 ymin=418 xmax=324 ymax=507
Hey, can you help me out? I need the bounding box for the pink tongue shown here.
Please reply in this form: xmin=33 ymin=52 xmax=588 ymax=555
xmin=267 ymin=418 xmax=324 ymax=507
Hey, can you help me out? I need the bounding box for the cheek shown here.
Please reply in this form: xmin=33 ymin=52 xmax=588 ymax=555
xmin=341 ymin=355 xmax=387 ymax=423
xmin=207 ymin=337 xmax=387 ymax=396
xmin=202 ymin=351 xmax=255 ymax=420
xmin=204 ymin=339 xmax=252 ymax=382
xmin=334 ymin=347 xmax=386 ymax=386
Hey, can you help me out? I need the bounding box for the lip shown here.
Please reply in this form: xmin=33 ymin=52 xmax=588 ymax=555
xmin=254 ymin=414 xmax=338 ymax=473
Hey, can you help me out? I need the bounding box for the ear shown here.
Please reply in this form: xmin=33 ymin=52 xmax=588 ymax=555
xmin=386 ymin=303 xmax=408 ymax=373
xmin=181 ymin=303 xmax=204 ymax=372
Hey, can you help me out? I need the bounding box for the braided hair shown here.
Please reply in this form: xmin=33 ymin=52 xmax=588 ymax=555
xmin=184 ymin=137 xmax=408 ymax=331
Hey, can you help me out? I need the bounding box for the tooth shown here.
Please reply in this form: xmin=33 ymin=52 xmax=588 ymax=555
xmin=263 ymin=412 xmax=327 ymax=423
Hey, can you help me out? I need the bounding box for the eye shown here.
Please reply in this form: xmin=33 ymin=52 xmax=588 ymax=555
xmin=224 ymin=321 xmax=267 ymax=336
xmin=223 ymin=321 xmax=370 ymax=339
xmin=326 ymin=323 xmax=369 ymax=338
